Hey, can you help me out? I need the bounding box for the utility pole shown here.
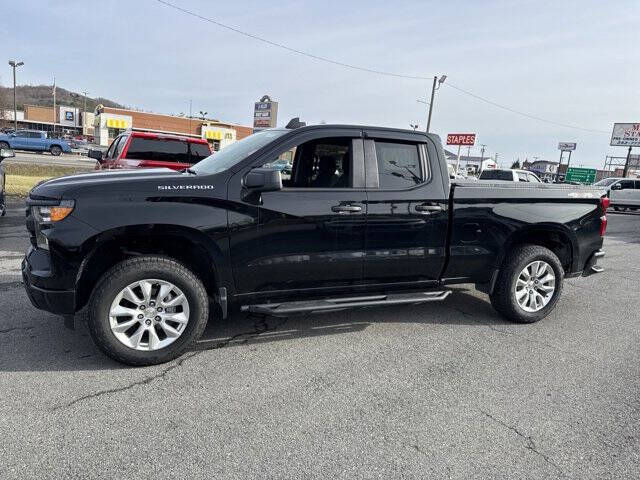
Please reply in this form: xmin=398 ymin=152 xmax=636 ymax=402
xmin=189 ymin=99 xmax=192 ymax=134
xmin=426 ymin=76 xmax=437 ymax=133
xmin=52 ymin=77 xmax=56 ymax=134
xmin=479 ymin=144 xmax=487 ymax=175
xmin=623 ymin=146 xmax=632 ymax=178
xmin=8 ymin=60 xmax=24 ymax=131
xmin=425 ymin=75 xmax=447 ymax=133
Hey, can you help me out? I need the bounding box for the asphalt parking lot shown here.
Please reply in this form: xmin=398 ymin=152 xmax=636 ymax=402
xmin=0 ymin=197 xmax=638 ymax=479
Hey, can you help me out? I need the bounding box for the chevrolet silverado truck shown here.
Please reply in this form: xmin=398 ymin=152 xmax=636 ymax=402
xmin=0 ymin=130 xmax=72 ymax=156
xmin=22 ymin=124 xmax=607 ymax=366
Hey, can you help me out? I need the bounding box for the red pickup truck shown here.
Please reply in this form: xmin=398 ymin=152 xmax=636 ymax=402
xmin=89 ymin=131 xmax=212 ymax=171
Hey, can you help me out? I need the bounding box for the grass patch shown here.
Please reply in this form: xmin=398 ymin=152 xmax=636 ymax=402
xmin=3 ymin=162 xmax=94 ymax=197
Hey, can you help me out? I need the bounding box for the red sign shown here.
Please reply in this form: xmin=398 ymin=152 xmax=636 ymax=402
xmin=446 ymin=133 xmax=476 ymax=146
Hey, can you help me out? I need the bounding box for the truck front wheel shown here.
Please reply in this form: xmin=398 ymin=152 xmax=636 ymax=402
xmin=50 ymin=145 xmax=62 ymax=156
xmin=0 ymin=141 xmax=9 ymax=150
xmin=490 ymin=245 xmax=564 ymax=323
xmin=88 ymin=256 xmax=209 ymax=366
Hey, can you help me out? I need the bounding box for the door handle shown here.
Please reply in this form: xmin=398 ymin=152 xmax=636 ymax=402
xmin=415 ymin=204 xmax=443 ymax=214
xmin=332 ymin=204 xmax=362 ymax=214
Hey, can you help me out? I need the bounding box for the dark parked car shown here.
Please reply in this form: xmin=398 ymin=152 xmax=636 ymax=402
xmin=22 ymin=124 xmax=607 ymax=365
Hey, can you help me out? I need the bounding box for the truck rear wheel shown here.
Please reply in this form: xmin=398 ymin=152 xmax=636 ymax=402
xmin=490 ymin=245 xmax=564 ymax=323
xmin=50 ymin=145 xmax=62 ymax=156
xmin=88 ymin=256 xmax=209 ymax=366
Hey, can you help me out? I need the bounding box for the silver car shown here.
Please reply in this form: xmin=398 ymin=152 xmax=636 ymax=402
xmin=593 ymin=177 xmax=640 ymax=211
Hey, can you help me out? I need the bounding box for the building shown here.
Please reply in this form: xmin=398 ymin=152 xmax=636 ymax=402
xmin=1 ymin=105 xmax=94 ymax=136
xmin=444 ymin=149 xmax=494 ymax=174
xmin=93 ymin=106 xmax=252 ymax=151
xmin=527 ymin=160 xmax=558 ymax=181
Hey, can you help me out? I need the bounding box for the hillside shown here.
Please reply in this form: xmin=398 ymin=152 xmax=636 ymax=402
xmin=0 ymin=84 xmax=124 ymax=111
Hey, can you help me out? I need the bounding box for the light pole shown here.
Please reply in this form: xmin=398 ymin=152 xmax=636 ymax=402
xmin=426 ymin=75 xmax=446 ymax=133
xmin=409 ymin=124 xmax=419 ymax=131
xmin=8 ymin=60 xmax=24 ymax=132
xmin=478 ymin=144 xmax=487 ymax=175
xmin=82 ymin=91 xmax=89 ymax=136
xmin=199 ymin=110 xmax=208 ymax=120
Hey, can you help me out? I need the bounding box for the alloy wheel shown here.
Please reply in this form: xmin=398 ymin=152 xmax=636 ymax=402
xmin=514 ymin=261 xmax=556 ymax=313
xmin=109 ymin=279 xmax=190 ymax=351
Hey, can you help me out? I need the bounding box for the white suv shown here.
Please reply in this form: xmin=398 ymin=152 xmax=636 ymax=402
xmin=593 ymin=177 xmax=640 ymax=211
xmin=478 ymin=169 xmax=542 ymax=183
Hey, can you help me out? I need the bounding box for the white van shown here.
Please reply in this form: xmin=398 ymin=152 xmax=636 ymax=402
xmin=593 ymin=177 xmax=640 ymax=211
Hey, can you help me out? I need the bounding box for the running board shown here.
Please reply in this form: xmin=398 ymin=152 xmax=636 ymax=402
xmin=241 ymin=290 xmax=452 ymax=316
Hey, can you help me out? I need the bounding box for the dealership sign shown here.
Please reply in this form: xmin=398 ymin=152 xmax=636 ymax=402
xmin=253 ymin=95 xmax=278 ymax=131
xmin=610 ymin=123 xmax=640 ymax=147
xmin=558 ymin=142 xmax=576 ymax=151
xmin=446 ymin=133 xmax=476 ymax=146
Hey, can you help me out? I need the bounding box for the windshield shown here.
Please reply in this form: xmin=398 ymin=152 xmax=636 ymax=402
xmin=593 ymin=178 xmax=619 ymax=187
xmin=191 ymin=129 xmax=288 ymax=174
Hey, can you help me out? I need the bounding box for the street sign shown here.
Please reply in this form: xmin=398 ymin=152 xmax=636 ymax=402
xmin=446 ymin=133 xmax=476 ymax=146
xmin=610 ymin=123 xmax=640 ymax=147
xmin=558 ymin=142 xmax=576 ymax=151
xmin=565 ymin=167 xmax=597 ymax=184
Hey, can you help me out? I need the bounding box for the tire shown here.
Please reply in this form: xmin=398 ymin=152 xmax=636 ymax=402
xmin=490 ymin=245 xmax=564 ymax=324
xmin=0 ymin=141 xmax=9 ymax=150
xmin=613 ymin=206 xmax=620 ymax=211
xmin=88 ymin=256 xmax=209 ymax=366
xmin=50 ymin=145 xmax=62 ymax=156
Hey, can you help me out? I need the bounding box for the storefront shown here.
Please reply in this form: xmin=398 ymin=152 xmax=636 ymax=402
xmin=93 ymin=106 xmax=251 ymax=147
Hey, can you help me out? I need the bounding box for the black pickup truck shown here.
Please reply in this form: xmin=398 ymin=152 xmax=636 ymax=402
xmin=22 ymin=124 xmax=607 ymax=365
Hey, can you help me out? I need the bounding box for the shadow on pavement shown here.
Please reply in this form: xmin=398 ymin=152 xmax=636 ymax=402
xmin=0 ymin=288 xmax=514 ymax=373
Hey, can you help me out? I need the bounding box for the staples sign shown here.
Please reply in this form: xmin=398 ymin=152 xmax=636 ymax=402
xmin=446 ymin=133 xmax=476 ymax=146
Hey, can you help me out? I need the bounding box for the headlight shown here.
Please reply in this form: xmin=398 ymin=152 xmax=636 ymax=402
xmin=32 ymin=200 xmax=75 ymax=249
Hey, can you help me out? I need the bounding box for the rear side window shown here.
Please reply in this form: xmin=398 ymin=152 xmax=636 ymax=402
xmin=190 ymin=143 xmax=211 ymax=163
xmin=479 ymin=170 xmax=513 ymax=181
xmin=375 ymin=141 xmax=422 ymax=189
xmin=126 ymin=138 xmax=189 ymax=163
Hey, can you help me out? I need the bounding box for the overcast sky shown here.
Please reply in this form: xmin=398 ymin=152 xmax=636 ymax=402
xmin=2 ymin=0 xmax=638 ymax=167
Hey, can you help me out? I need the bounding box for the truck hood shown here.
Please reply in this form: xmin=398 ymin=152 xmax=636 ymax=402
xmin=29 ymin=168 xmax=223 ymax=200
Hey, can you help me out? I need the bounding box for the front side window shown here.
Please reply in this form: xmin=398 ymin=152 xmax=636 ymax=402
xmin=517 ymin=172 xmax=529 ymax=182
xmin=375 ymin=141 xmax=422 ymax=189
xmin=527 ymin=174 xmax=541 ymax=183
xmin=115 ymin=135 xmax=128 ymax=158
xmin=126 ymin=138 xmax=189 ymax=163
xmin=105 ymin=137 xmax=121 ymax=158
xmin=619 ymin=180 xmax=635 ymax=190
xmin=263 ymin=137 xmax=353 ymax=188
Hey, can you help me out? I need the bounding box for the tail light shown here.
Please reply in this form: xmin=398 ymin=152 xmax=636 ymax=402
xmin=599 ymin=196 xmax=609 ymax=236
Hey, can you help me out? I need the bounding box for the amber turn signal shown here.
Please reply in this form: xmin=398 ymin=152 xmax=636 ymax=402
xmin=49 ymin=206 xmax=74 ymax=222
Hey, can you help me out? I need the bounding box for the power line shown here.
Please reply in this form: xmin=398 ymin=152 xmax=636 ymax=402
xmin=444 ymin=83 xmax=609 ymax=134
xmin=156 ymin=0 xmax=432 ymax=80
xmin=156 ymin=0 xmax=610 ymax=135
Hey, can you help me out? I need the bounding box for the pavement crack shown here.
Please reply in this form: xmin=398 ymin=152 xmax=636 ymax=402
xmin=53 ymin=351 xmax=200 ymax=411
xmin=52 ymin=315 xmax=287 ymax=411
xmin=480 ymin=410 xmax=566 ymax=477
xmin=0 ymin=324 xmax=35 ymax=334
